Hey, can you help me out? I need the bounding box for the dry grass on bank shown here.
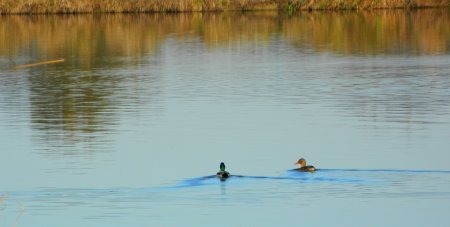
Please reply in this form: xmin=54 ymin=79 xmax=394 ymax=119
xmin=0 ymin=0 xmax=448 ymax=14
xmin=0 ymin=0 xmax=278 ymax=14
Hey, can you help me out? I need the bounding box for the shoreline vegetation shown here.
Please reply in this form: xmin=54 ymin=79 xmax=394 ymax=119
xmin=0 ymin=0 xmax=449 ymax=14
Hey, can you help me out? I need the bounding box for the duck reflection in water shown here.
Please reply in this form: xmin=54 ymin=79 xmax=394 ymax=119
xmin=294 ymin=158 xmax=316 ymax=172
xmin=216 ymin=162 xmax=230 ymax=181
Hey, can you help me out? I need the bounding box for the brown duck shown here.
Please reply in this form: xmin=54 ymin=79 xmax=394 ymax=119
xmin=294 ymin=158 xmax=316 ymax=172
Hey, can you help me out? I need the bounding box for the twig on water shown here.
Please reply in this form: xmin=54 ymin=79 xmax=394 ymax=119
xmin=13 ymin=58 xmax=64 ymax=70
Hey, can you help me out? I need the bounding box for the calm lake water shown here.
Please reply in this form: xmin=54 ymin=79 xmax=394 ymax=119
xmin=1 ymin=9 xmax=450 ymax=226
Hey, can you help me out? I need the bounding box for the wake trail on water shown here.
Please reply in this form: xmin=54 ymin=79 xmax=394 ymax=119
xmin=171 ymin=168 xmax=450 ymax=188
xmin=318 ymin=168 xmax=450 ymax=174
xmin=5 ymin=168 xmax=450 ymax=197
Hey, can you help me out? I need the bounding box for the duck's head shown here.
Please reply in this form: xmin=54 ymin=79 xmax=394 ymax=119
xmin=295 ymin=158 xmax=306 ymax=167
xmin=220 ymin=162 xmax=226 ymax=171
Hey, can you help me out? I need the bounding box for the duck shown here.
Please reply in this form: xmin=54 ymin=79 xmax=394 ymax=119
xmin=294 ymin=158 xmax=316 ymax=172
xmin=216 ymin=162 xmax=230 ymax=180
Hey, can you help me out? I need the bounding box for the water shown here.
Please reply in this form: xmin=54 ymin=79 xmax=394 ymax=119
xmin=1 ymin=10 xmax=450 ymax=226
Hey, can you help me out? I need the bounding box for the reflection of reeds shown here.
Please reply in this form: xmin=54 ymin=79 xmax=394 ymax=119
xmin=0 ymin=0 xmax=448 ymax=14
xmin=283 ymin=9 xmax=450 ymax=55
xmin=0 ymin=10 xmax=448 ymax=60
xmin=287 ymin=0 xmax=449 ymax=10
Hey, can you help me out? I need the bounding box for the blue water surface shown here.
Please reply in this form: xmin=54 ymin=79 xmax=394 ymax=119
xmin=1 ymin=11 xmax=450 ymax=227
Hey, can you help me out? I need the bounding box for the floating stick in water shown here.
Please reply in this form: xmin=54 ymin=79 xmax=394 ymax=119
xmin=13 ymin=58 xmax=64 ymax=70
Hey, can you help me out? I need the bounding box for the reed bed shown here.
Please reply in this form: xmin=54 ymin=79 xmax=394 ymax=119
xmin=0 ymin=0 xmax=448 ymax=14
xmin=0 ymin=0 xmax=277 ymax=14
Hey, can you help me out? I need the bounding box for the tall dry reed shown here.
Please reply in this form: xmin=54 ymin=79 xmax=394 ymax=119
xmin=0 ymin=0 xmax=279 ymax=14
xmin=0 ymin=0 xmax=448 ymax=14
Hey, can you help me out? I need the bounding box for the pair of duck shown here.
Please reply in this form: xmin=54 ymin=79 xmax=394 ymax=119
xmin=216 ymin=158 xmax=315 ymax=180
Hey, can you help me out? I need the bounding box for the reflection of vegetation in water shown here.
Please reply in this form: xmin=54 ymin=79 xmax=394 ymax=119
xmin=1 ymin=10 xmax=448 ymax=61
xmin=28 ymin=70 xmax=114 ymax=143
xmin=27 ymin=66 xmax=161 ymax=153
xmin=284 ymin=0 xmax=449 ymax=10
xmin=0 ymin=15 xmax=165 ymax=151
xmin=283 ymin=10 xmax=450 ymax=55
xmin=0 ymin=15 xmax=163 ymax=68
xmin=0 ymin=10 xmax=448 ymax=151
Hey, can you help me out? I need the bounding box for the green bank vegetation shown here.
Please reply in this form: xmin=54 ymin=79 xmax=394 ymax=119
xmin=0 ymin=0 xmax=448 ymax=14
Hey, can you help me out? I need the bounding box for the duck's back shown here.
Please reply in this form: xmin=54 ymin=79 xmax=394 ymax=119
xmin=216 ymin=171 xmax=230 ymax=178
xmin=298 ymin=165 xmax=315 ymax=172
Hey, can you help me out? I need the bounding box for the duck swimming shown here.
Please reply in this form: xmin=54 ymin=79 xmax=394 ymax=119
xmin=294 ymin=158 xmax=316 ymax=172
xmin=216 ymin=162 xmax=230 ymax=180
